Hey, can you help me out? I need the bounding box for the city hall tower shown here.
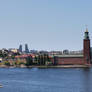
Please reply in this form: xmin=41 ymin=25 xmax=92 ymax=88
xmin=83 ymin=28 xmax=91 ymax=64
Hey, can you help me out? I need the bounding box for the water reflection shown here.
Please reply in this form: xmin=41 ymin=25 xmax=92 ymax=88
xmin=1 ymin=68 xmax=92 ymax=92
xmin=82 ymin=68 xmax=91 ymax=92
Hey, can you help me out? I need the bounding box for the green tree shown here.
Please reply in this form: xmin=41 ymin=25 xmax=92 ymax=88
xmin=4 ymin=61 xmax=10 ymax=66
xmin=0 ymin=50 xmax=8 ymax=58
xmin=25 ymin=56 xmax=33 ymax=66
xmin=34 ymin=56 xmax=38 ymax=65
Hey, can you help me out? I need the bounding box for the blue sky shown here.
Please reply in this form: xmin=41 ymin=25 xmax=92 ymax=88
xmin=0 ymin=0 xmax=92 ymax=51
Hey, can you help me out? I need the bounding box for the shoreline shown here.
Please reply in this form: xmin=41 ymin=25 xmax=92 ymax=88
xmin=0 ymin=65 xmax=91 ymax=68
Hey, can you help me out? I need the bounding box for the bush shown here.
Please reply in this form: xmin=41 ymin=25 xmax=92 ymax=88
xmin=18 ymin=62 xmax=26 ymax=65
xmin=4 ymin=61 xmax=10 ymax=66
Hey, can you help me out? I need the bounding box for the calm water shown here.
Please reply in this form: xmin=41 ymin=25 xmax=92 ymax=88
xmin=0 ymin=68 xmax=92 ymax=92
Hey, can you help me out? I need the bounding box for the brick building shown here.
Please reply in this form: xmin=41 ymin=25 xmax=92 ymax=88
xmin=53 ymin=29 xmax=91 ymax=65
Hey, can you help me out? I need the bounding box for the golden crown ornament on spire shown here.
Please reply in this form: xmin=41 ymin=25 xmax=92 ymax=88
xmin=85 ymin=25 xmax=88 ymax=32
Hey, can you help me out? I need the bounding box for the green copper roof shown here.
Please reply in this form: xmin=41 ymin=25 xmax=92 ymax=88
xmin=84 ymin=28 xmax=89 ymax=39
xmin=52 ymin=54 xmax=84 ymax=58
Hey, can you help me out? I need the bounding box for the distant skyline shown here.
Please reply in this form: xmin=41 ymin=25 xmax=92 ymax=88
xmin=0 ymin=0 xmax=92 ymax=51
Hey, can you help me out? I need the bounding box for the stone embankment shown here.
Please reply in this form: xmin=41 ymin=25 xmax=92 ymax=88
xmin=0 ymin=64 xmax=91 ymax=68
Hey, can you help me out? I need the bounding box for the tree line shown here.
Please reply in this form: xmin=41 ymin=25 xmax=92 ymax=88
xmin=26 ymin=54 xmax=52 ymax=66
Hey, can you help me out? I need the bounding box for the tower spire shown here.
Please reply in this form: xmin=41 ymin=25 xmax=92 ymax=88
xmin=85 ymin=25 xmax=88 ymax=32
xmin=84 ymin=25 xmax=89 ymax=39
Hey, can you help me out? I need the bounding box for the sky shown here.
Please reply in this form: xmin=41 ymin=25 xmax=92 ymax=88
xmin=0 ymin=0 xmax=92 ymax=51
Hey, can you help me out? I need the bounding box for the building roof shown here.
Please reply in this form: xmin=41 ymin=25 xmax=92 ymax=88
xmin=15 ymin=54 xmax=35 ymax=58
xmin=52 ymin=54 xmax=84 ymax=58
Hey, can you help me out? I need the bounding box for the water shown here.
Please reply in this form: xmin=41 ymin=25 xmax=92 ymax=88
xmin=0 ymin=68 xmax=92 ymax=92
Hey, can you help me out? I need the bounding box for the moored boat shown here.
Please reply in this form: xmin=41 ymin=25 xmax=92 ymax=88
xmin=0 ymin=84 xmax=3 ymax=88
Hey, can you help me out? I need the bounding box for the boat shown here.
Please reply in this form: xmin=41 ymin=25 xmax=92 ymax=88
xmin=0 ymin=84 xmax=3 ymax=88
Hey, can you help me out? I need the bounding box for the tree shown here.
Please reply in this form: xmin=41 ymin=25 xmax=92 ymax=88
xmin=25 ymin=56 xmax=33 ymax=66
xmin=34 ymin=56 xmax=38 ymax=65
xmin=4 ymin=61 xmax=10 ymax=66
xmin=35 ymin=54 xmax=52 ymax=66
xmin=0 ymin=50 xmax=8 ymax=58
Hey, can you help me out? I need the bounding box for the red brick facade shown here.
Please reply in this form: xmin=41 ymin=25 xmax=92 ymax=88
xmin=56 ymin=57 xmax=84 ymax=65
xmin=83 ymin=39 xmax=91 ymax=64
